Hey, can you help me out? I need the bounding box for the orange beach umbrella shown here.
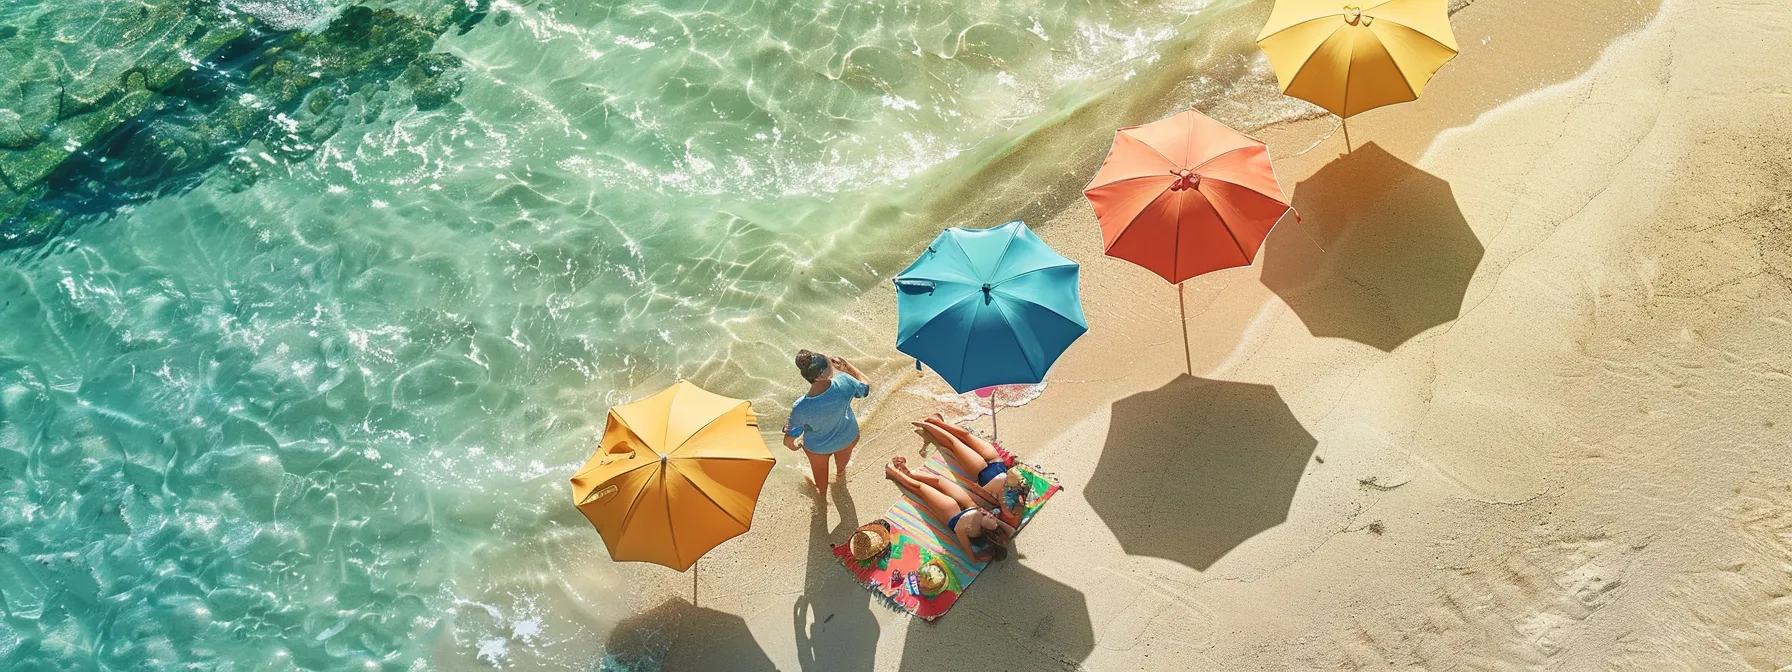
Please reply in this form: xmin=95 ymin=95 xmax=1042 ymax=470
xmin=570 ymin=381 xmax=775 ymax=573
xmin=1085 ymin=108 xmax=1293 ymax=284
xmin=1084 ymin=108 xmax=1293 ymax=370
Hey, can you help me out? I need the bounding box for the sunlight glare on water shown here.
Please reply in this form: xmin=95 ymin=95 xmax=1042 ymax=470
xmin=0 ymin=0 xmax=1299 ymax=667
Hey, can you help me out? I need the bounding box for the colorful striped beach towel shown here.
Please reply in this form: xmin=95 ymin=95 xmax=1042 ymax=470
xmin=833 ymin=450 xmax=1060 ymax=620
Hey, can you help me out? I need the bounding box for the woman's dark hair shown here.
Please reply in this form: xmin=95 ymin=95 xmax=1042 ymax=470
xmin=794 ymin=349 xmax=830 ymax=382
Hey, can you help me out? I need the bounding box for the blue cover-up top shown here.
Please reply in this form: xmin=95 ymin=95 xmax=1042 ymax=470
xmin=785 ymin=373 xmax=869 ymax=454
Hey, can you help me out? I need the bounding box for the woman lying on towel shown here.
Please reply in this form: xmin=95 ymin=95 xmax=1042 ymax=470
xmin=911 ymin=414 xmax=1027 ymax=525
xmin=884 ymin=456 xmax=1015 ymax=562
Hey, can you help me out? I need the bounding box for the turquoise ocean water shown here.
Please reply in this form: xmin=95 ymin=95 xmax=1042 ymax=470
xmin=0 ymin=0 xmax=1314 ymax=667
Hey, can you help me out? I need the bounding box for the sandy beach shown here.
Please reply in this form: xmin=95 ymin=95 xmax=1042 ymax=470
xmin=586 ymin=0 xmax=1792 ymax=668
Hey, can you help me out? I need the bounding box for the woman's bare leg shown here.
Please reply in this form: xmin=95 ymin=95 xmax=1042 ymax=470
xmin=907 ymin=469 xmax=977 ymax=510
xmin=913 ymin=421 xmax=990 ymax=474
xmin=804 ymin=450 xmax=830 ymax=496
xmin=924 ymin=416 xmax=1001 ymax=462
xmin=832 ymin=439 xmax=857 ymax=477
xmin=885 ymin=458 xmax=961 ymax=522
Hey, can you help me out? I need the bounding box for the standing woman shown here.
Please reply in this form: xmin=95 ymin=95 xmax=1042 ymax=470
xmin=783 ymin=349 xmax=871 ymax=497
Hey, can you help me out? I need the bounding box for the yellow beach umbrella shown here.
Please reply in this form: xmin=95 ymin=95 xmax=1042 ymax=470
xmin=570 ymin=381 xmax=775 ymax=574
xmin=1256 ymin=0 xmax=1458 ymax=119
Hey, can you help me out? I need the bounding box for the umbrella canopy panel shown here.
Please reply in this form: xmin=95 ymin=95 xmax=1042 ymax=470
xmin=894 ymin=221 xmax=1088 ymax=393
xmin=570 ymin=381 xmax=775 ymax=572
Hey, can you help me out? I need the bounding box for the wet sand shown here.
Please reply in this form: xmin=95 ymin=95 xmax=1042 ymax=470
xmin=589 ymin=0 xmax=1792 ymax=668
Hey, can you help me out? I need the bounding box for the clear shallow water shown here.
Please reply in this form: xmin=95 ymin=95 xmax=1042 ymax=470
xmin=0 ymin=0 xmax=1306 ymax=668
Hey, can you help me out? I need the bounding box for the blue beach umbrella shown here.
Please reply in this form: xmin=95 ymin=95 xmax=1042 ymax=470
xmin=893 ymin=221 xmax=1088 ymax=394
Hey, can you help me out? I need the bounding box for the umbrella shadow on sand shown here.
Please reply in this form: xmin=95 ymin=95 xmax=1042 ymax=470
xmin=1085 ymin=375 xmax=1317 ymax=571
xmin=603 ymin=596 xmax=776 ymax=671
xmin=898 ymin=559 xmax=1095 ymax=671
xmin=793 ymin=488 xmax=881 ymax=672
xmin=1260 ymin=142 xmax=1484 ymax=351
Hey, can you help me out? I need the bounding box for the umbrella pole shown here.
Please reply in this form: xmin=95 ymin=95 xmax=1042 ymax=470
xmin=692 ymin=560 xmax=698 ymax=607
xmin=1341 ymin=117 xmax=1352 ymax=153
xmin=1179 ymin=283 xmax=1192 ymax=376
xmin=990 ymin=393 xmax=998 ymax=440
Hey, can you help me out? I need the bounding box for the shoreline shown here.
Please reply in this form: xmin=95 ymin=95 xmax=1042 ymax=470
xmin=795 ymin=0 xmax=1663 ymax=505
xmin=568 ymin=0 xmax=1792 ymax=667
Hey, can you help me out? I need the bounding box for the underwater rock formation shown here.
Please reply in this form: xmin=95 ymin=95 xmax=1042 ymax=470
xmin=0 ymin=0 xmax=488 ymax=250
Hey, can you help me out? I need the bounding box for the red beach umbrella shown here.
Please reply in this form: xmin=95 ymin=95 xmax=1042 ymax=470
xmin=1084 ymin=108 xmax=1294 ymax=370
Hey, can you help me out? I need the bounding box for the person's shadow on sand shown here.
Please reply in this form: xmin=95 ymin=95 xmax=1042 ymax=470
xmin=1260 ymin=142 xmax=1484 ymax=351
xmin=897 ymin=559 xmax=1095 ymax=671
xmin=603 ymin=596 xmax=776 ymax=671
xmin=1085 ymin=375 xmax=1317 ymax=571
xmin=793 ymin=488 xmax=881 ymax=672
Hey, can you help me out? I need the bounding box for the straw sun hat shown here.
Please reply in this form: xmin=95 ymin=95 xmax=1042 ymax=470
xmin=915 ymin=559 xmax=948 ymax=596
xmin=849 ymin=520 xmax=892 ymax=561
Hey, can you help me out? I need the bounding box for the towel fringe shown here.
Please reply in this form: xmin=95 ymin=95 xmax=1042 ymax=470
xmin=838 ymin=556 xmax=937 ymax=619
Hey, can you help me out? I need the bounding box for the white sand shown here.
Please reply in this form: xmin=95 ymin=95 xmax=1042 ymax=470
xmin=595 ymin=0 xmax=1792 ymax=668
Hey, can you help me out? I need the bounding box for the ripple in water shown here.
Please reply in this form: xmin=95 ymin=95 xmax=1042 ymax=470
xmin=0 ymin=0 xmax=1305 ymax=667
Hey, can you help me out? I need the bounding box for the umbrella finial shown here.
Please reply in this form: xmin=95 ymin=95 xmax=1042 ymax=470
xmin=981 ymin=283 xmax=994 ymax=304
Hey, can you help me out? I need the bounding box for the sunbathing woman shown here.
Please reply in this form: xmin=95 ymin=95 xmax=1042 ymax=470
xmin=912 ymin=414 xmax=1026 ymax=522
xmin=883 ymin=456 xmax=1015 ymax=562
